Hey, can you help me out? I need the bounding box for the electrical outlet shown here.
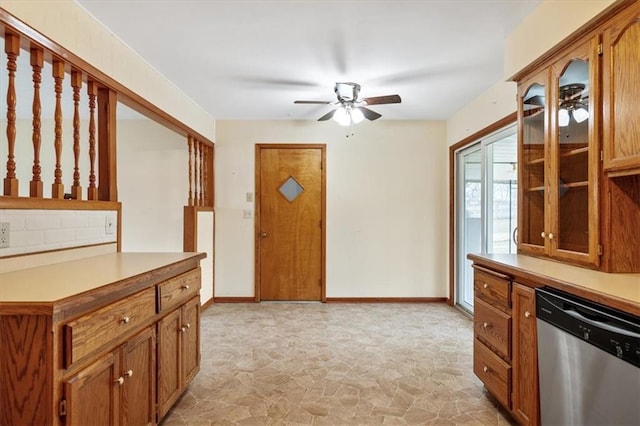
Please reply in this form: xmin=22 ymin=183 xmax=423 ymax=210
xmin=105 ymin=216 xmax=115 ymax=235
xmin=242 ymin=209 xmax=253 ymax=219
xmin=0 ymin=222 xmax=10 ymax=248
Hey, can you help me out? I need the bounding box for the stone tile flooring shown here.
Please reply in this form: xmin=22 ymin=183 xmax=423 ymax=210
xmin=161 ymin=302 xmax=515 ymax=425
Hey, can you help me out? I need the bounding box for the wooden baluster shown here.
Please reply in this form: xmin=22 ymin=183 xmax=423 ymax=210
xmin=51 ymin=60 xmax=65 ymax=199
xmin=202 ymin=144 xmax=208 ymax=206
xmin=71 ymin=70 xmax=82 ymax=200
xmin=194 ymin=139 xmax=199 ymax=206
xmin=30 ymin=46 xmax=44 ymax=197
xmin=87 ymin=81 xmax=98 ymax=200
xmin=188 ymin=135 xmax=193 ymax=206
xmin=199 ymin=141 xmax=204 ymax=206
xmin=3 ymin=32 xmax=20 ymax=196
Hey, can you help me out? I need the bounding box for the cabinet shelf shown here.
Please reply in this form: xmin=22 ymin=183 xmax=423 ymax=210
xmin=525 ymin=157 xmax=545 ymax=166
xmin=560 ymin=181 xmax=588 ymax=189
xmin=526 ymin=186 xmax=545 ymax=192
xmin=559 ymin=146 xmax=589 ymax=158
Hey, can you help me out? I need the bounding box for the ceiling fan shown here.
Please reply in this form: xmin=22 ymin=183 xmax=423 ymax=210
xmin=294 ymin=82 xmax=401 ymax=125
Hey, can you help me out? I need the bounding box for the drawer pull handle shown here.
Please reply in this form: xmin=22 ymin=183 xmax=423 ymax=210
xmin=115 ymin=376 xmax=124 ymax=385
xmin=180 ymin=326 xmax=186 ymax=333
xmin=483 ymin=366 xmax=489 ymax=373
xmin=541 ymin=231 xmax=546 ymax=239
xmin=124 ymin=369 xmax=133 ymax=377
xmin=525 ymin=311 xmax=531 ymax=318
xmin=548 ymin=233 xmax=554 ymax=240
xmin=483 ymin=283 xmax=489 ymax=289
xmin=482 ymin=322 xmax=489 ymax=328
xmin=121 ymin=316 xmax=130 ymax=324
xmin=181 ymin=284 xmax=190 ymax=290
xmin=184 ymin=323 xmax=191 ymax=329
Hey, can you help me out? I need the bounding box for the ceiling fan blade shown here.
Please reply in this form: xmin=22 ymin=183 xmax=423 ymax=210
xmin=358 ymin=107 xmax=382 ymax=121
xmin=318 ymin=109 xmax=338 ymax=121
xmin=361 ymin=94 xmax=401 ymax=105
xmin=294 ymin=100 xmax=332 ymax=105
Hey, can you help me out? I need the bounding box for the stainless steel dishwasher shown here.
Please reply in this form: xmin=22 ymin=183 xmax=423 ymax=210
xmin=536 ymin=287 xmax=640 ymax=426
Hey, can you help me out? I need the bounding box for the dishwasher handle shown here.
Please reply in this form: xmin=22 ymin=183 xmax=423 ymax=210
xmin=564 ymin=307 xmax=640 ymax=339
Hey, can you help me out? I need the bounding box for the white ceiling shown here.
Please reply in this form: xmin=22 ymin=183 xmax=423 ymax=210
xmin=75 ymin=0 xmax=541 ymax=122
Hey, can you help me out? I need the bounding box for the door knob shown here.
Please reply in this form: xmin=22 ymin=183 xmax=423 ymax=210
xmin=261 ymin=232 xmax=268 ymax=238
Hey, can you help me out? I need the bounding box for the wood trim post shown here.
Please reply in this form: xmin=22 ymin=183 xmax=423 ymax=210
xmin=29 ymin=45 xmax=44 ymax=198
xmin=4 ymin=32 xmax=20 ymax=196
xmin=87 ymin=80 xmax=98 ymax=200
xmin=71 ymin=69 xmax=83 ymax=200
xmin=188 ymin=136 xmax=193 ymax=206
xmin=51 ymin=59 xmax=65 ymax=199
xmin=98 ymin=87 xmax=118 ymax=201
xmin=198 ymin=141 xmax=204 ymax=206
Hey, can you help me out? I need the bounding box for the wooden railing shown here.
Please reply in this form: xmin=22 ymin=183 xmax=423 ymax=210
xmin=187 ymin=135 xmax=214 ymax=208
xmin=0 ymin=12 xmax=214 ymax=207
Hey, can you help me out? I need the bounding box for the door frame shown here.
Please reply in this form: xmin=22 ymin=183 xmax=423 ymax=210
xmin=254 ymin=143 xmax=327 ymax=302
xmin=448 ymin=113 xmax=516 ymax=306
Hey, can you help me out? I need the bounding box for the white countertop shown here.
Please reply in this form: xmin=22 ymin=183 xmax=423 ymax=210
xmin=0 ymin=252 xmax=204 ymax=304
xmin=469 ymin=253 xmax=640 ymax=311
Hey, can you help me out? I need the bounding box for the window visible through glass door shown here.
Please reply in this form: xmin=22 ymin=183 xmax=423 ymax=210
xmin=455 ymin=125 xmax=517 ymax=314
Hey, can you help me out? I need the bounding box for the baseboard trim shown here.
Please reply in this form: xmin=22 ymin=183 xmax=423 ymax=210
xmin=201 ymin=298 xmax=215 ymax=311
xmin=213 ymin=297 xmax=256 ymax=303
xmin=326 ymin=297 xmax=448 ymax=303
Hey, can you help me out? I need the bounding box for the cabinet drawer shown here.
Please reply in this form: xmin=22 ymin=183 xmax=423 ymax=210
xmin=474 ymin=338 xmax=511 ymax=409
xmin=157 ymin=268 xmax=201 ymax=313
xmin=473 ymin=266 xmax=511 ymax=309
xmin=64 ymin=288 xmax=156 ymax=368
xmin=474 ymin=298 xmax=511 ymax=360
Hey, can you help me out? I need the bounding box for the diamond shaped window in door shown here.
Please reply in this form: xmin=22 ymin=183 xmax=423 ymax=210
xmin=279 ymin=176 xmax=304 ymax=203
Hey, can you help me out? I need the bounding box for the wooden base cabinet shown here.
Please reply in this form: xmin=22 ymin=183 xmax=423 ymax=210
xmin=511 ymin=284 xmax=539 ymax=426
xmin=0 ymin=253 xmax=205 ymax=426
xmin=64 ymin=327 xmax=156 ymax=426
xmin=472 ymin=266 xmax=540 ymax=425
xmin=157 ymin=297 xmax=201 ymax=419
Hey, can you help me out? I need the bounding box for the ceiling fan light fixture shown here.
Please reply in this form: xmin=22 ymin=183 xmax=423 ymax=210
xmin=333 ymin=107 xmax=351 ymax=126
xmin=573 ymin=106 xmax=589 ymax=123
xmin=350 ymin=107 xmax=365 ymax=124
xmin=558 ymin=108 xmax=570 ymax=127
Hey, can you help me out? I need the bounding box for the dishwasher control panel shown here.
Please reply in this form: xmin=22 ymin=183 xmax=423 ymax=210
xmin=536 ymin=287 xmax=640 ymax=368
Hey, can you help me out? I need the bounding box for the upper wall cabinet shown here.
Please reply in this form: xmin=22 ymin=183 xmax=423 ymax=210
xmin=602 ymin=4 xmax=640 ymax=176
xmin=514 ymin=0 xmax=640 ymax=272
xmin=518 ymin=38 xmax=600 ymax=268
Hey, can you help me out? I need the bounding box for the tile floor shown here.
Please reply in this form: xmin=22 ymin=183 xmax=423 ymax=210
xmin=161 ymin=302 xmax=515 ymax=425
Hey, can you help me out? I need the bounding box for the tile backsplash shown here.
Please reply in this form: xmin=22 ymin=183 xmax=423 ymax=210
xmin=0 ymin=209 xmax=118 ymax=257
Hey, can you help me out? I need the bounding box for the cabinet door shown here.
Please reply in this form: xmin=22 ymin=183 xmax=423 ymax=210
xmin=64 ymin=351 xmax=120 ymax=426
xmin=518 ymin=69 xmax=549 ymax=256
xmin=549 ymin=36 xmax=600 ymax=266
xmin=182 ymin=297 xmax=200 ymax=386
xmin=603 ymin=2 xmax=640 ymax=175
xmin=121 ymin=327 xmax=156 ymax=426
xmin=157 ymin=308 xmax=182 ymax=420
xmin=511 ymin=283 xmax=539 ymax=426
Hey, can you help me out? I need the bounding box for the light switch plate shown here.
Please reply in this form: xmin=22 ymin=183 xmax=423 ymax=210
xmin=246 ymin=192 xmax=254 ymax=202
xmin=243 ymin=209 xmax=253 ymax=219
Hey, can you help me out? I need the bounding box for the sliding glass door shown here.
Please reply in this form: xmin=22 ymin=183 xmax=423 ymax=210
xmin=455 ymin=125 xmax=517 ymax=313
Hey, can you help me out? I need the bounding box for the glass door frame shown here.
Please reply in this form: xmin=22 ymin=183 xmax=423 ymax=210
xmin=451 ymin=121 xmax=518 ymax=314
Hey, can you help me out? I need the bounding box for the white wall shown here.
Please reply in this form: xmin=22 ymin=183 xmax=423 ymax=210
xmin=0 ymin=0 xmax=215 ymax=140
xmin=215 ymin=120 xmax=448 ymax=298
xmin=197 ymin=210 xmax=214 ymax=304
xmin=117 ymin=115 xmax=188 ymax=252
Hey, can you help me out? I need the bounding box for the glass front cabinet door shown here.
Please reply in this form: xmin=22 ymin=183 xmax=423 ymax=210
xmin=518 ymin=71 xmax=548 ymax=257
xmin=518 ymin=37 xmax=600 ymax=267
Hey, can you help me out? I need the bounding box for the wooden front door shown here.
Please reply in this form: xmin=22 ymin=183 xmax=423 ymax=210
xmin=256 ymin=144 xmax=325 ymax=301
